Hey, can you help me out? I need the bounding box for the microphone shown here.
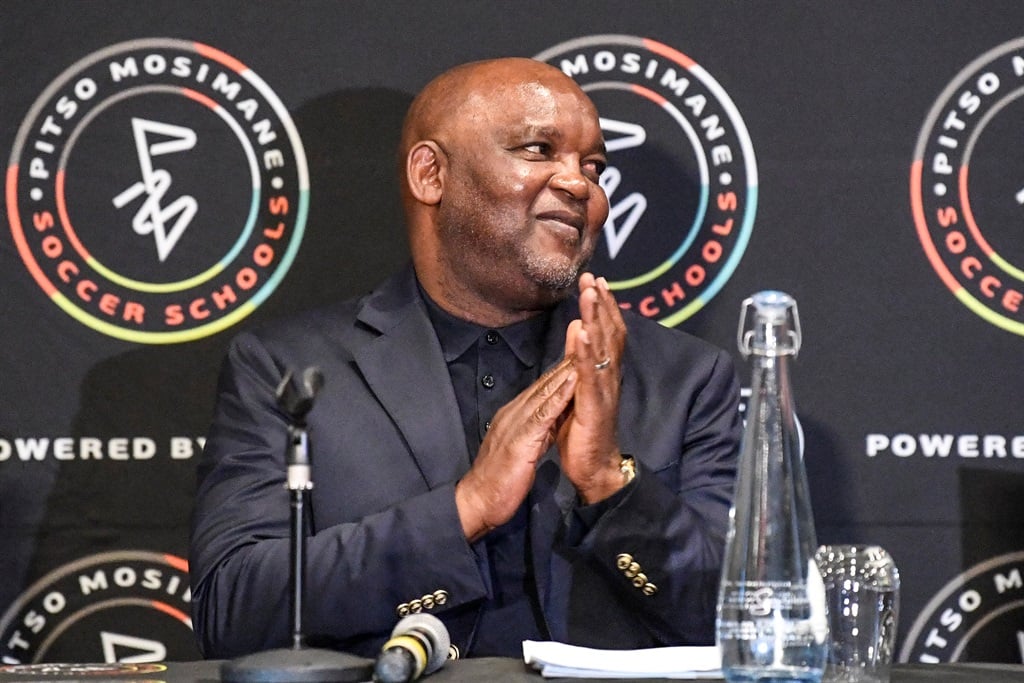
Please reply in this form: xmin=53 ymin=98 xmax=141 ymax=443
xmin=373 ymin=614 xmax=451 ymax=683
xmin=276 ymin=366 xmax=324 ymax=424
xmin=275 ymin=366 xmax=323 ymax=493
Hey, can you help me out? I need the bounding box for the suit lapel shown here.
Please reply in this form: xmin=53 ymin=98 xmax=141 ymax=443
xmin=351 ymin=268 xmax=471 ymax=488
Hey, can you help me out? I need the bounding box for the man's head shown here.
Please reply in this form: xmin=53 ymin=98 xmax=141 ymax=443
xmin=400 ymin=58 xmax=609 ymax=326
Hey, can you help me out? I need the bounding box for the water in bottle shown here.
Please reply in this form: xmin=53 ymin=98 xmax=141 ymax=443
xmin=716 ymin=291 xmax=828 ymax=683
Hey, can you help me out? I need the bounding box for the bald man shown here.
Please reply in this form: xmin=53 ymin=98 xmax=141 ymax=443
xmin=190 ymin=58 xmax=741 ymax=660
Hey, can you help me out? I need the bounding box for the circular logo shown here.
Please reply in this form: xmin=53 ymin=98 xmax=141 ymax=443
xmin=6 ymin=39 xmax=309 ymax=344
xmin=911 ymin=38 xmax=1024 ymax=336
xmin=535 ymin=35 xmax=757 ymax=327
xmin=0 ymin=551 xmax=197 ymax=664
xmin=900 ymin=551 xmax=1024 ymax=663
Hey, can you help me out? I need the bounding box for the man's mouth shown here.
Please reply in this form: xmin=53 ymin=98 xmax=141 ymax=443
xmin=536 ymin=210 xmax=585 ymax=235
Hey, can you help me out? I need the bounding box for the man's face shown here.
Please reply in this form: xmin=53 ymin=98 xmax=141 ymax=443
xmin=434 ymin=73 xmax=610 ymax=311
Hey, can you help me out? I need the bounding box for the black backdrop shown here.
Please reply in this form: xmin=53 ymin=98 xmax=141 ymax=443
xmin=2 ymin=0 xmax=1023 ymax=666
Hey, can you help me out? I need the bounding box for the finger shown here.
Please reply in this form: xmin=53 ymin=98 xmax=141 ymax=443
xmin=529 ymin=356 xmax=576 ymax=405
xmin=578 ymin=273 xmax=603 ymax=332
xmin=493 ymin=357 xmax=575 ymax=433
xmin=588 ymin=278 xmax=625 ymax=366
xmin=578 ymin=285 xmax=608 ymax=364
xmin=564 ymin=318 xmax=582 ymax=360
xmin=578 ymin=284 xmax=600 ymax=335
xmin=578 ymin=271 xmax=597 ymax=293
xmin=523 ymin=362 xmax=577 ymax=440
xmin=538 ymin=354 xmax=574 ymax=382
xmin=531 ymin=366 xmax=577 ymax=426
xmin=595 ymin=277 xmax=626 ymax=333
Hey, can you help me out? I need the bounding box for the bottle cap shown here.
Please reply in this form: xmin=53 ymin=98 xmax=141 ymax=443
xmin=738 ymin=290 xmax=801 ymax=357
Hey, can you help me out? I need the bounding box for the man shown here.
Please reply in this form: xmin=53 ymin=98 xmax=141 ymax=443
xmin=190 ymin=57 xmax=741 ymax=660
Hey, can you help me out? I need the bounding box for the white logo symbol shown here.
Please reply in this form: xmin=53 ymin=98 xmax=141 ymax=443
xmin=112 ymin=118 xmax=198 ymax=261
xmin=599 ymin=117 xmax=647 ymax=260
xmin=100 ymin=632 xmax=167 ymax=663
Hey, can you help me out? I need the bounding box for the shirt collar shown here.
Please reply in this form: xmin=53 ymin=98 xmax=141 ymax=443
xmin=419 ymin=282 xmax=550 ymax=368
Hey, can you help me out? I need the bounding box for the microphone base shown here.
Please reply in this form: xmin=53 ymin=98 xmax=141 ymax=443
xmin=221 ymin=646 xmax=374 ymax=683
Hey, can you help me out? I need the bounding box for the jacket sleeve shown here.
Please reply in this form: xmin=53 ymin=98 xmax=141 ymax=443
xmin=562 ymin=345 xmax=742 ymax=648
xmin=189 ymin=332 xmax=487 ymax=659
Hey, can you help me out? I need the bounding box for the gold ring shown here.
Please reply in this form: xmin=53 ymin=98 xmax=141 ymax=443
xmin=594 ymin=357 xmax=611 ymax=370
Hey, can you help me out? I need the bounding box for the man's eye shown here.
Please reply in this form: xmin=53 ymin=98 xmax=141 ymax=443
xmin=523 ymin=142 xmax=550 ymax=155
xmin=584 ymin=159 xmax=607 ymax=179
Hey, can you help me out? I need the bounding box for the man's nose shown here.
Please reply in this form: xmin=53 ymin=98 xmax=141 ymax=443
xmin=548 ymin=161 xmax=590 ymax=200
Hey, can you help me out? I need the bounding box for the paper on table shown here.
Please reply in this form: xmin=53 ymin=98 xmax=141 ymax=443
xmin=522 ymin=640 xmax=724 ymax=679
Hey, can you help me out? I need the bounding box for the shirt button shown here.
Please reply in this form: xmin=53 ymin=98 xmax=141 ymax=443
xmin=485 ymin=330 xmax=499 ymax=345
xmin=484 ymin=420 xmax=491 ymax=431
xmin=481 ymin=374 xmax=495 ymax=389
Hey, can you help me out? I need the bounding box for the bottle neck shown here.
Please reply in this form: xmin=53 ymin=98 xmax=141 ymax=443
xmin=746 ymin=353 xmax=799 ymax=443
xmin=750 ymin=352 xmax=794 ymax=395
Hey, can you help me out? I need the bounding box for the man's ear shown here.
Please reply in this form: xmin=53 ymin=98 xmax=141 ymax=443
xmin=406 ymin=141 xmax=445 ymax=206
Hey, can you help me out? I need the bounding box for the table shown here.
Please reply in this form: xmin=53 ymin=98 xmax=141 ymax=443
xmin=0 ymin=658 xmax=1021 ymax=682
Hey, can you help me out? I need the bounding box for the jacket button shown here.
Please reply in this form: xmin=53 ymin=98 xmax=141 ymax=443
xmin=616 ymin=554 xmax=632 ymax=570
xmin=632 ymin=573 xmax=648 ymax=588
xmin=422 ymin=594 xmax=435 ymax=609
xmin=625 ymin=562 xmax=641 ymax=578
xmin=397 ymin=603 xmax=410 ymax=617
xmin=434 ymin=590 xmax=449 ymax=605
xmin=642 ymin=582 xmax=658 ymax=596
xmin=409 ymin=599 xmax=422 ymax=613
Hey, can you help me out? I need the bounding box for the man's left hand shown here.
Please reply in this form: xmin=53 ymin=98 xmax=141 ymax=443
xmin=558 ymin=273 xmax=628 ymax=504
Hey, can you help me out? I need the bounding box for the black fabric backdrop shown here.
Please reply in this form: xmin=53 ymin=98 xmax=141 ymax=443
xmin=1 ymin=0 xmax=1022 ymax=666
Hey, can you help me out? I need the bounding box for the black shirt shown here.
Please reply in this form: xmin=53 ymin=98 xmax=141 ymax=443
xmin=423 ymin=291 xmax=551 ymax=656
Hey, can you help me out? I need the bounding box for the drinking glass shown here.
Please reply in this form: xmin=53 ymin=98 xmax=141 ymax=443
xmin=814 ymin=545 xmax=900 ymax=683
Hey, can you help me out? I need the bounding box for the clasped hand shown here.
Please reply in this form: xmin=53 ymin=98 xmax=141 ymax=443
xmin=455 ymin=274 xmax=627 ymax=541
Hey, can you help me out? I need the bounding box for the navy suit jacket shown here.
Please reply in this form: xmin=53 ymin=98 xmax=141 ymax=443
xmin=190 ymin=265 xmax=741 ymax=659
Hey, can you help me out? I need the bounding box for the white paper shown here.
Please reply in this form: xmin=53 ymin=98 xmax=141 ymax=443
xmin=522 ymin=640 xmax=724 ymax=679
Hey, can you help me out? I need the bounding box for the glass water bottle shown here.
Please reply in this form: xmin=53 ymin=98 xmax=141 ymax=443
xmin=716 ymin=291 xmax=827 ymax=683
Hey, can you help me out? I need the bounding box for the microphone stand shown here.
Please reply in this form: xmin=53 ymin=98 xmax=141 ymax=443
xmin=221 ymin=367 xmax=374 ymax=683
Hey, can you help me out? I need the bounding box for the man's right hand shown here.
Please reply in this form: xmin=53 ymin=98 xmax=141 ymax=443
xmin=455 ymin=357 xmax=577 ymax=542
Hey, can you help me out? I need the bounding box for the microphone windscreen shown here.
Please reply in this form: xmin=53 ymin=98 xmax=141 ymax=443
xmin=373 ymin=646 xmax=416 ymax=683
xmin=275 ymin=365 xmax=324 ymax=420
xmin=390 ymin=613 xmax=450 ymax=674
xmin=301 ymin=366 xmax=324 ymax=397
